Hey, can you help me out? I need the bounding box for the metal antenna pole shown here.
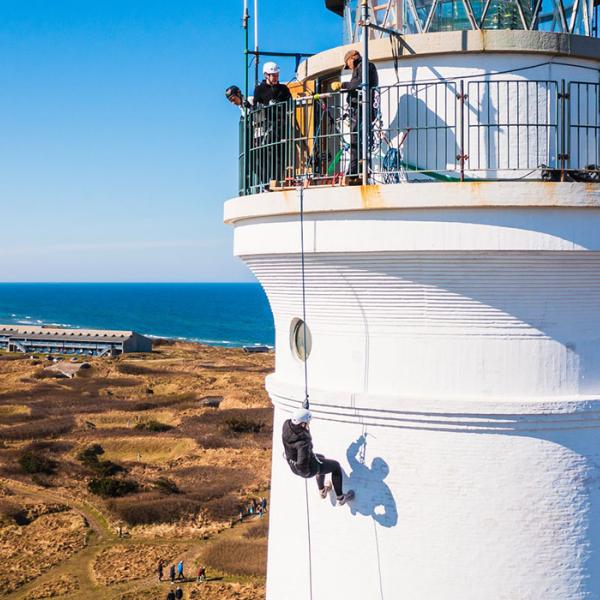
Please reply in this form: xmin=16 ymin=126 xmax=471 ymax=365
xmin=242 ymin=0 xmax=249 ymax=195
xmin=243 ymin=0 xmax=249 ymax=102
xmin=361 ymin=0 xmax=370 ymax=186
xmin=254 ymin=0 xmax=259 ymax=86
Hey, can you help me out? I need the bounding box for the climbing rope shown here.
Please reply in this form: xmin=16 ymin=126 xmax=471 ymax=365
xmin=299 ymin=184 xmax=310 ymax=410
xmin=298 ymin=180 xmax=315 ymax=600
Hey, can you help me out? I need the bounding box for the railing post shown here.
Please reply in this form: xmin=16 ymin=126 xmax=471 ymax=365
xmin=558 ymin=79 xmax=569 ymax=181
xmin=361 ymin=0 xmax=370 ymax=186
xmin=457 ymin=80 xmax=468 ymax=182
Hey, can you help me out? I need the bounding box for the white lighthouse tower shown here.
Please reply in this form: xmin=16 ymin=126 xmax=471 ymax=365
xmin=225 ymin=1 xmax=600 ymax=598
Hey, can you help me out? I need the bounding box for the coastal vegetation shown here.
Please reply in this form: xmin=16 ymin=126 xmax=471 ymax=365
xmin=0 ymin=341 xmax=273 ymax=599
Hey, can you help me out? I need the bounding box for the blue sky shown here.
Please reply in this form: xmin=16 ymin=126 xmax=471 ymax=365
xmin=0 ymin=1 xmax=340 ymax=282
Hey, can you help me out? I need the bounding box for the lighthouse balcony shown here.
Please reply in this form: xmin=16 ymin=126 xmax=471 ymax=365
xmin=236 ymin=27 xmax=600 ymax=196
xmin=238 ymin=77 xmax=600 ymax=195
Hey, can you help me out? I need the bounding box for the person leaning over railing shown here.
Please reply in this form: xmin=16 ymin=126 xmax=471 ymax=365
xmin=252 ymin=62 xmax=292 ymax=190
xmin=331 ymin=50 xmax=378 ymax=184
xmin=225 ymin=85 xmax=253 ymax=114
xmin=226 ymin=85 xmax=255 ymax=194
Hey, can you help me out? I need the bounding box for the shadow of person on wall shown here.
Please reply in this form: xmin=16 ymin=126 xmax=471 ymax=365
xmin=345 ymin=434 xmax=398 ymax=528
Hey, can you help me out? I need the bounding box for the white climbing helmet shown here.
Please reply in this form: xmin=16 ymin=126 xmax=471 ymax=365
xmin=291 ymin=407 xmax=312 ymax=425
xmin=263 ymin=61 xmax=280 ymax=76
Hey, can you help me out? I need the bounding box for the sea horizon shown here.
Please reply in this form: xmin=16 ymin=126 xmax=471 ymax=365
xmin=0 ymin=282 xmax=274 ymax=348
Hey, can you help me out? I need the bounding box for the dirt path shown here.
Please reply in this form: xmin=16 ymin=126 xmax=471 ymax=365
xmin=2 ymin=478 xmax=265 ymax=600
xmin=2 ymin=479 xmax=114 ymax=540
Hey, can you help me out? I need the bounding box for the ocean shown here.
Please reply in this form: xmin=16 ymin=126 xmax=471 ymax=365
xmin=0 ymin=283 xmax=274 ymax=348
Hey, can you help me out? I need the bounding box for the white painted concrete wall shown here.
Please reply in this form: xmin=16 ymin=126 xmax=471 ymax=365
xmin=354 ymin=53 xmax=600 ymax=177
xmin=225 ymin=182 xmax=600 ymax=599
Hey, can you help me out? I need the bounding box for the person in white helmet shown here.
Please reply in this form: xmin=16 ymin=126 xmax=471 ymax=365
xmin=282 ymin=407 xmax=355 ymax=505
xmin=251 ymin=61 xmax=292 ymax=189
xmin=253 ymin=61 xmax=291 ymax=106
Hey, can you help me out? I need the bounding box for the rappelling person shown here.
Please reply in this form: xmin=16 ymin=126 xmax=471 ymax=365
xmin=330 ymin=50 xmax=379 ymax=183
xmin=282 ymin=407 xmax=355 ymax=505
xmin=225 ymin=85 xmax=253 ymax=115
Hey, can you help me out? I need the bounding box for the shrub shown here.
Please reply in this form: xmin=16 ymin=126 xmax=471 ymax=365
xmin=109 ymin=495 xmax=197 ymax=525
xmin=154 ymin=477 xmax=180 ymax=495
xmin=96 ymin=460 xmax=125 ymax=477
xmin=19 ymin=451 xmax=57 ymax=475
xmin=77 ymin=444 xmax=123 ymax=476
xmin=203 ymin=495 xmax=244 ymax=522
xmin=88 ymin=477 xmax=138 ymax=498
xmin=2 ymin=417 xmax=74 ymax=440
xmin=77 ymin=444 xmax=105 ymax=465
xmin=225 ymin=418 xmax=264 ymax=435
xmin=134 ymin=420 xmax=173 ymax=433
xmin=31 ymin=474 xmax=53 ymax=488
xmin=131 ymin=402 xmax=158 ymax=411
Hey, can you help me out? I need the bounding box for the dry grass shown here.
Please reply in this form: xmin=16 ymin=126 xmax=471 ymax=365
xmin=92 ymin=543 xmax=187 ymax=585
xmin=96 ymin=437 xmax=197 ymax=464
xmin=202 ymin=537 xmax=268 ymax=577
xmin=243 ymin=517 xmax=269 ymax=539
xmin=27 ymin=574 xmax=80 ymax=599
xmin=117 ymin=582 xmax=265 ymax=600
xmin=0 ymin=416 xmax=75 ymax=440
xmin=77 ymin=410 xmax=180 ymax=430
xmin=108 ymin=493 xmax=201 ymax=525
xmin=0 ymin=342 xmax=273 ymax=597
xmin=0 ymin=505 xmax=88 ymax=594
xmin=0 ymin=404 xmax=31 ymax=418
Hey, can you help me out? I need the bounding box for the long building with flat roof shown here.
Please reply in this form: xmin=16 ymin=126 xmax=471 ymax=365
xmin=0 ymin=325 xmax=152 ymax=356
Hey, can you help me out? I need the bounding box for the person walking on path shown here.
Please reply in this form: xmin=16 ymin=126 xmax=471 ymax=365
xmin=197 ymin=564 xmax=206 ymax=582
xmin=261 ymin=497 xmax=267 ymax=512
xmin=157 ymin=559 xmax=164 ymax=582
xmin=177 ymin=559 xmax=184 ymax=580
xmin=282 ymin=408 xmax=355 ymax=505
xmin=175 ymin=586 xmax=184 ymax=600
xmin=169 ymin=564 xmax=176 ymax=583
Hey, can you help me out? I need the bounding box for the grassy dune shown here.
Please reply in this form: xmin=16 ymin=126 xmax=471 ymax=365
xmin=98 ymin=436 xmax=198 ymax=463
xmin=0 ymin=342 xmax=273 ymax=599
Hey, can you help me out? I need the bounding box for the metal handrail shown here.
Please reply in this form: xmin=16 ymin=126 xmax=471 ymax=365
xmin=238 ymin=79 xmax=600 ymax=195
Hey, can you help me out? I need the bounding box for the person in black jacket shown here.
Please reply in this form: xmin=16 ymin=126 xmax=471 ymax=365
xmin=253 ymin=62 xmax=292 ymax=106
xmin=331 ymin=50 xmax=379 ymax=181
xmin=282 ymin=408 xmax=355 ymax=505
xmin=252 ymin=62 xmax=292 ymax=188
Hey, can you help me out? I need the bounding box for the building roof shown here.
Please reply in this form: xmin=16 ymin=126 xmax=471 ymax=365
xmin=0 ymin=325 xmax=136 ymax=341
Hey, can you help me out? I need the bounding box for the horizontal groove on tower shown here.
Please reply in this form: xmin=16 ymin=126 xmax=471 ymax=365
xmin=244 ymin=252 xmax=600 ymax=336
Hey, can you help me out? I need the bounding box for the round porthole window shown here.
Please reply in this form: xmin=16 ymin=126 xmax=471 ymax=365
xmin=291 ymin=318 xmax=312 ymax=361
